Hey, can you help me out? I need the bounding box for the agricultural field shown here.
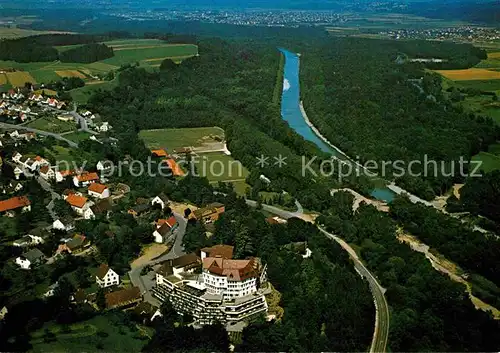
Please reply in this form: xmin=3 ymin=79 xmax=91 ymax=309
xmin=435 ymin=68 xmax=500 ymax=81
xmin=26 ymin=116 xmax=77 ymax=134
xmin=0 ymin=39 xmax=198 ymax=91
xmin=139 ymin=127 xmax=224 ymax=152
xmin=0 ymin=73 xmax=7 ymax=85
xmin=5 ymin=71 xmax=36 ymax=87
xmin=55 ymin=70 xmax=86 ymax=78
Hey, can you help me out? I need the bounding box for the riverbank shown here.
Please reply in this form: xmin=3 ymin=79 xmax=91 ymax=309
xmin=397 ymin=229 xmax=500 ymax=319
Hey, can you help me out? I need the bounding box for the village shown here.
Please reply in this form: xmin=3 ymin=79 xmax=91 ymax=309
xmin=0 ymin=118 xmax=283 ymax=343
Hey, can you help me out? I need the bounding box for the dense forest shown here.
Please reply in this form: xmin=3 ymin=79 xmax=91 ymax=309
xmin=59 ymin=43 xmax=114 ymax=63
xmin=0 ymin=34 xmax=115 ymax=63
xmin=300 ymin=38 xmax=498 ymax=200
xmin=182 ymin=196 xmax=376 ymax=351
xmin=87 ymin=38 xmax=367 ymax=212
xmin=390 ymin=197 xmax=500 ymax=287
xmin=318 ymin=191 xmax=500 ymax=351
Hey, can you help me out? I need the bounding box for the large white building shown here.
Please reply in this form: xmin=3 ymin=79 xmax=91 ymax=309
xmin=153 ymin=245 xmax=268 ymax=328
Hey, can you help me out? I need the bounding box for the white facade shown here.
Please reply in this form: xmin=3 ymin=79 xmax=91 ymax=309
xmin=203 ymin=271 xmax=258 ymax=300
xmin=88 ymin=188 xmax=110 ymax=199
xmin=83 ymin=207 xmax=95 ymax=220
xmin=15 ymin=257 xmax=31 ymax=269
xmin=96 ymin=268 xmax=120 ymax=288
xmin=52 ymin=219 xmax=75 ymax=232
xmin=151 ymin=196 xmax=168 ymax=210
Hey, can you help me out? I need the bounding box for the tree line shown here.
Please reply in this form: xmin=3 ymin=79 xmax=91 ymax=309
xmin=0 ymin=34 xmax=116 ymax=63
xmin=300 ymin=37 xmax=498 ymax=200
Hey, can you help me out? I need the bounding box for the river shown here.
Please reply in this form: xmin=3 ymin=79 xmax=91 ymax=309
xmin=278 ymin=48 xmax=395 ymax=203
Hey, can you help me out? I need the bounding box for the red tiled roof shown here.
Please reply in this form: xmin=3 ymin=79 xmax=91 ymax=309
xmin=96 ymin=264 xmax=110 ymax=279
xmin=164 ymin=159 xmax=185 ymax=177
xmin=0 ymin=196 xmax=30 ymax=213
xmin=66 ymin=194 xmax=88 ymax=209
xmin=203 ymin=257 xmax=257 ymax=282
xmin=201 ymin=245 xmax=234 ymax=259
xmin=151 ymin=149 xmax=168 ymax=157
xmin=105 ymin=287 xmax=142 ymax=309
xmin=76 ymin=172 xmax=99 ymax=182
xmin=40 ymin=166 xmax=50 ymax=174
xmin=88 ymin=183 xmax=108 ymax=194
xmin=157 ymin=216 xmax=177 ymax=229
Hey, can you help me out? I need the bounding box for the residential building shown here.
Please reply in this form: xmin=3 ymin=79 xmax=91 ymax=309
xmin=193 ymin=202 xmax=225 ymax=224
xmin=151 ymin=149 xmax=169 ymax=158
xmin=128 ymin=203 xmax=151 ymax=218
xmin=164 ymin=158 xmax=185 ymax=177
xmin=151 ymin=193 xmax=169 ymax=210
xmin=56 ymin=234 xmax=90 ymax=255
xmin=88 ymin=183 xmax=110 ymax=199
xmin=105 ymin=287 xmax=142 ymax=310
xmin=89 ymin=198 xmax=113 ymax=219
xmin=95 ymin=264 xmax=120 ymax=288
xmin=153 ymin=216 xmax=178 ymax=243
xmin=0 ymin=196 xmax=31 ymax=216
xmin=73 ymin=172 xmax=99 ymax=187
xmin=52 ymin=216 xmax=75 ymax=232
xmin=96 ymin=161 xmax=111 ymax=172
xmin=13 ymin=233 xmax=44 ymax=247
xmin=15 ymin=248 xmax=46 ymax=269
xmin=153 ymin=246 xmax=268 ymax=327
xmin=39 ymin=166 xmax=55 ymax=180
xmin=65 ymin=194 xmax=92 ymax=216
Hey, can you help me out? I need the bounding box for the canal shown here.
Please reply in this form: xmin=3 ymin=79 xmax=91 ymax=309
xmin=278 ymin=48 xmax=395 ymax=203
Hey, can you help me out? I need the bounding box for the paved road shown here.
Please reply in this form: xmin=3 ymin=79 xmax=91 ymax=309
xmin=128 ymin=212 xmax=187 ymax=306
xmin=36 ymin=176 xmax=61 ymax=221
xmin=318 ymin=227 xmax=390 ymax=353
xmin=68 ymin=103 xmax=98 ymax=135
xmin=0 ymin=122 xmax=79 ymax=148
xmin=245 ymin=199 xmax=389 ymax=353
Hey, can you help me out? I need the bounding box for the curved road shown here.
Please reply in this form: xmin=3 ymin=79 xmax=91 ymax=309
xmin=245 ymin=198 xmax=390 ymax=353
xmin=0 ymin=122 xmax=79 ymax=148
xmin=318 ymin=227 xmax=390 ymax=353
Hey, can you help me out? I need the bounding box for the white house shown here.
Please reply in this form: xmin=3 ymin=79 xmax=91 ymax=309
xmin=13 ymin=166 xmax=24 ymax=180
xmin=65 ymin=194 xmax=93 ymax=216
xmin=96 ymin=160 xmax=112 ymax=172
xmin=83 ymin=207 xmax=95 ymax=220
xmin=39 ymin=166 xmax=55 ymax=180
xmin=153 ymin=216 xmax=178 ymax=243
xmin=12 ymin=152 xmax=22 ymax=163
xmin=87 ymin=183 xmax=110 ymax=199
xmin=13 ymin=233 xmax=44 ymax=247
xmin=52 ymin=216 xmax=75 ymax=232
xmin=151 ymin=193 xmax=169 ymax=210
xmin=15 ymin=248 xmax=45 ymax=269
xmin=73 ymin=172 xmax=99 ymax=187
xmin=95 ymin=264 xmax=120 ymax=288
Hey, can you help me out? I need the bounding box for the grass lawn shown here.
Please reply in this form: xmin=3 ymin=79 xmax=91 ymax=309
xmin=70 ymin=79 xmax=119 ymax=104
xmin=44 ymin=145 xmax=80 ymax=166
xmin=191 ymin=152 xmax=249 ymax=182
xmin=472 ymin=152 xmax=500 ymax=172
xmin=64 ymin=131 xmax=92 ymax=143
xmin=26 ymin=116 xmax=77 ymax=134
xmin=30 ymin=313 xmax=149 ymax=352
xmin=461 ymin=96 xmax=500 ymax=124
xmin=139 ymin=127 xmax=224 ymax=152
xmin=455 ymin=80 xmax=500 ymax=92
